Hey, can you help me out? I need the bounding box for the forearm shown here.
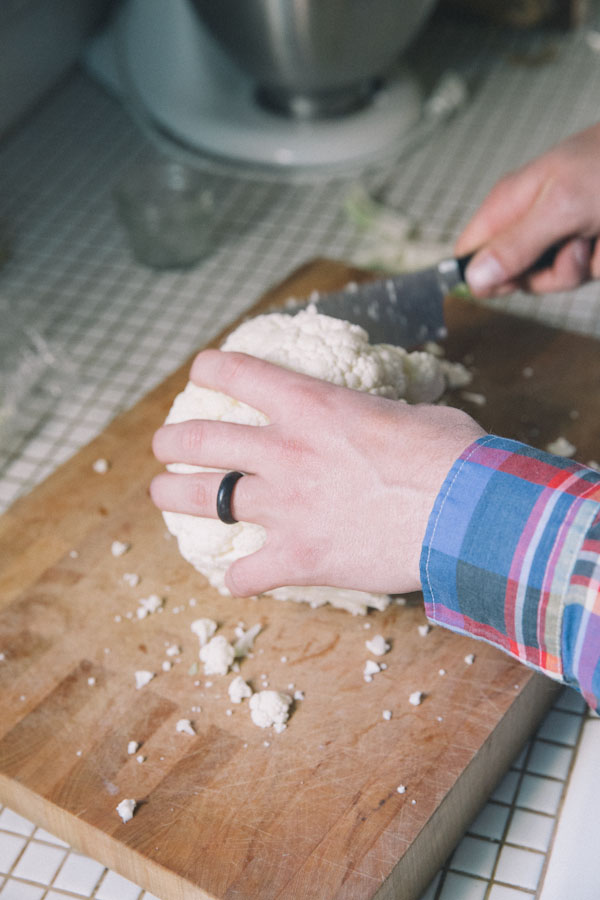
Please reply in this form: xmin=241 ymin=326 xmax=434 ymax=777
xmin=421 ymin=435 xmax=600 ymax=712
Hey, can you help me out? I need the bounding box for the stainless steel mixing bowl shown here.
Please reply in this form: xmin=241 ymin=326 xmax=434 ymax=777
xmin=190 ymin=0 xmax=438 ymax=118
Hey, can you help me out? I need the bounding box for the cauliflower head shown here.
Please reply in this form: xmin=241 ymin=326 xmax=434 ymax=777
xmin=162 ymin=306 xmax=445 ymax=615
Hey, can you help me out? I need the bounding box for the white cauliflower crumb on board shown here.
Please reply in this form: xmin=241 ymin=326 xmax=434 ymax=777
xmin=127 ymin=741 xmax=139 ymax=755
xmin=460 ymin=390 xmax=486 ymax=407
xmin=161 ymin=306 xmax=451 ymax=616
xmin=111 ymin=540 xmax=130 ymax=558
xmin=176 ymin=718 xmax=196 ymax=736
xmin=409 ymin=691 xmax=425 ymax=706
xmin=546 ymin=436 xmax=576 ymax=457
xmin=365 ymin=635 xmax=390 ymax=656
xmin=190 ymin=618 xmax=218 ymax=647
xmin=135 ymin=670 xmax=155 ymax=690
xmin=136 ymin=594 xmax=163 ymax=619
xmin=234 ymin=623 xmax=262 ymax=658
xmin=116 ymin=798 xmax=136 ymax=823
xmin=122 ymin=572 xmax=140 ymax=587
xmin=228 ymin=675 xmax=253 ymax=704
xmin=249 ymin=690 xmax=292 ymax=729
xmin=199 ymin=635 xmax=235 ymax=676
xmin=92 ymin=457 xmax=110 ymax=473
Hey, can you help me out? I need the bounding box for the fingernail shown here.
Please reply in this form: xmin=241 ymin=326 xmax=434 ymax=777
xmin=466 ymin=253 xmax=507 ymax=294
xmin=572 ymin=237 xmax=591 ymax=269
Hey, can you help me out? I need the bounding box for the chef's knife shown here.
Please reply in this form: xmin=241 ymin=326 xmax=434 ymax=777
xmin=303 ymin=246 xmax=560 ymax=348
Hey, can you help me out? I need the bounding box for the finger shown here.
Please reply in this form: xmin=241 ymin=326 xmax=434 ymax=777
xmin=455 ymin=163 xmax=547 ymax=257
xmin=520 ymin=237 xmax=592 ymax=294
xmin=149 ymin=470 xmax=261 ymax=522
xmin=152 ymin=419 xmax=273 ymax=470
xmin=189 ymin=349 xmax=316 ymax=418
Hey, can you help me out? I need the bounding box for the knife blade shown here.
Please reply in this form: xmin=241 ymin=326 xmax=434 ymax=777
xmin=299 ymin=244 xmax=561 ymax=348
xmin=309 ymin=256 xmax=466 ymax=348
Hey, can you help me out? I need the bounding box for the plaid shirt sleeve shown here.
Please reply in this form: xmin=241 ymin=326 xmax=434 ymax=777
xmin=420 ymin=435 xmax=600 ymax=713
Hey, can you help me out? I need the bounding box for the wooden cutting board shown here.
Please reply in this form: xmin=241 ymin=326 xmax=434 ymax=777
xmin=1 ymin=258 xmax=597 ymax=900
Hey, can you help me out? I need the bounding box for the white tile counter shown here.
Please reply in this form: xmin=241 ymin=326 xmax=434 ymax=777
xmin=1 ymin=7 xmax=600 ymax=898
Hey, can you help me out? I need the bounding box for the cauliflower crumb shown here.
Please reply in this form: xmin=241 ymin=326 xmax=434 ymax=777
xmin=92 ymin=458 xmax=110 ymax=474
xmin=440 ymin=359 xmax=473 ymax=389
xmin=111 ymin=540 xmax=130 ymax=557
xmin=176 ymin=718 xmax=196 ymax=736
xmin=190 ymin=618 xmax=218 ymax=647
xmin=233 ymin=623 xmax=262 ymax=658
xmin=116 ymin=798 xmax=136 ymax=823
xmin=546 ymin=436 xmax=576 ymax=457
xmin=365 ymin=635 xmax=390 ymax=656
xmin=127 ymin=741 xmax=139 ymax=755
xmin=123 ymin=572 xmax=140 ymax=587
xmin=382 ymin=710 xmax=392 ymax=720
xmin=364 ymin=660 xmax=381 ymax=678
xmin=461 ymin=390 xmax=486 ymax=406
xmin=228 ymin=675 xmax=253 ymax=704
xmin=199 ymin=635 xmax=235 ymax=676
xmin=249 ymin=690 xmax=292 ymax=729
xmin=136 ymin=594 xmax=163 ymax=619
xmin=409 ymin=691 xmax=424 ymax=706
xmin=135 ymin=670 xmax=155 ymax=690
xmin=418 ymin=624 xmax=431 ymax=637
xmin=464 ymin=653 xmax=475 ymax=665
xmin=396 ymin=784 xmax=407 ymax=794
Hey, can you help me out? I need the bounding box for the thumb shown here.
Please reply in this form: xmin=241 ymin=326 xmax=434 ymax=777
xmin=465 ymin=222 xmax=565 ymax=298
xmin=225 ymin=546 xmax=283 ymax=598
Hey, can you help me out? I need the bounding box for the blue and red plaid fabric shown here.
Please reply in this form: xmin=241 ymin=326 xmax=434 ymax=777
xmin=421 ymin=435 xmax=600 ymax=712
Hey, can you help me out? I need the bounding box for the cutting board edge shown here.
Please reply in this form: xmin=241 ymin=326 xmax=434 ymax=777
xmin=0 ymin=773 xmax=215 ymax=900
xmin=373 ymin=671 xmax=562 ymax=900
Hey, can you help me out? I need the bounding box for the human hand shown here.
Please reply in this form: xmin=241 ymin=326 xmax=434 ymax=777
xmin=150 ymin=350 xmax=485 ymax=597
xmin=456 ymin=122 xmax=600 ymax=297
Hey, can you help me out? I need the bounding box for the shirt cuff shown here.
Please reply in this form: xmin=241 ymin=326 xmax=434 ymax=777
xmin=420 ymin=435 xmax=600 ymax=699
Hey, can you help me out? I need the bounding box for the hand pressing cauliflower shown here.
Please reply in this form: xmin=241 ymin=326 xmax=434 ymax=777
xmin=162 ymin=306 xmax=446 ymax=615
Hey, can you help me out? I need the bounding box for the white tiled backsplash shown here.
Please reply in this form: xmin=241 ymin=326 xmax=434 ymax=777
xmin=1 ymin=5 xmax=600 ymax=899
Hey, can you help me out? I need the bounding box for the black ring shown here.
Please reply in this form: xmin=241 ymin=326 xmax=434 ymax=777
xmin=216 ymin=471 xmax=245 ymax=524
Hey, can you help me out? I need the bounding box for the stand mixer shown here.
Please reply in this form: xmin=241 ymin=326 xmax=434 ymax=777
xmin=86 ymin=0 xmax=439 ymax=172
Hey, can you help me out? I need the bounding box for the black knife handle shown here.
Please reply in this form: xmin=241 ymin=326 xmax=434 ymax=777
xmin=456 ymin=242 xmax=563 ymax=284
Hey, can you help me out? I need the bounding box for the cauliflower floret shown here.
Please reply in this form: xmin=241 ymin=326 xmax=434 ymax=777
xmin=162 ymin=308 xmax=446 ymax=614
xmin=249 ymin=690 xmax=292 ymax=729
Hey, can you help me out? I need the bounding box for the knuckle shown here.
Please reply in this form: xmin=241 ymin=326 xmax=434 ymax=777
xmin=285 ymin=539 xmax=326 ymax=580
xmin=189 ymin=476 xmax=211 ymax=512
xmin=180 ymin=421 xmax=205 ymax=457
xmin=216 ymin=351 xmax=249 ymax=388
xmin=278 ymin=435 xmax=309 ymax=466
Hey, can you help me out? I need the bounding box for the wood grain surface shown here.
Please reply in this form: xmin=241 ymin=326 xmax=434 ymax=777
xmin=2 ymin=258 xmax=596 ymax=900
